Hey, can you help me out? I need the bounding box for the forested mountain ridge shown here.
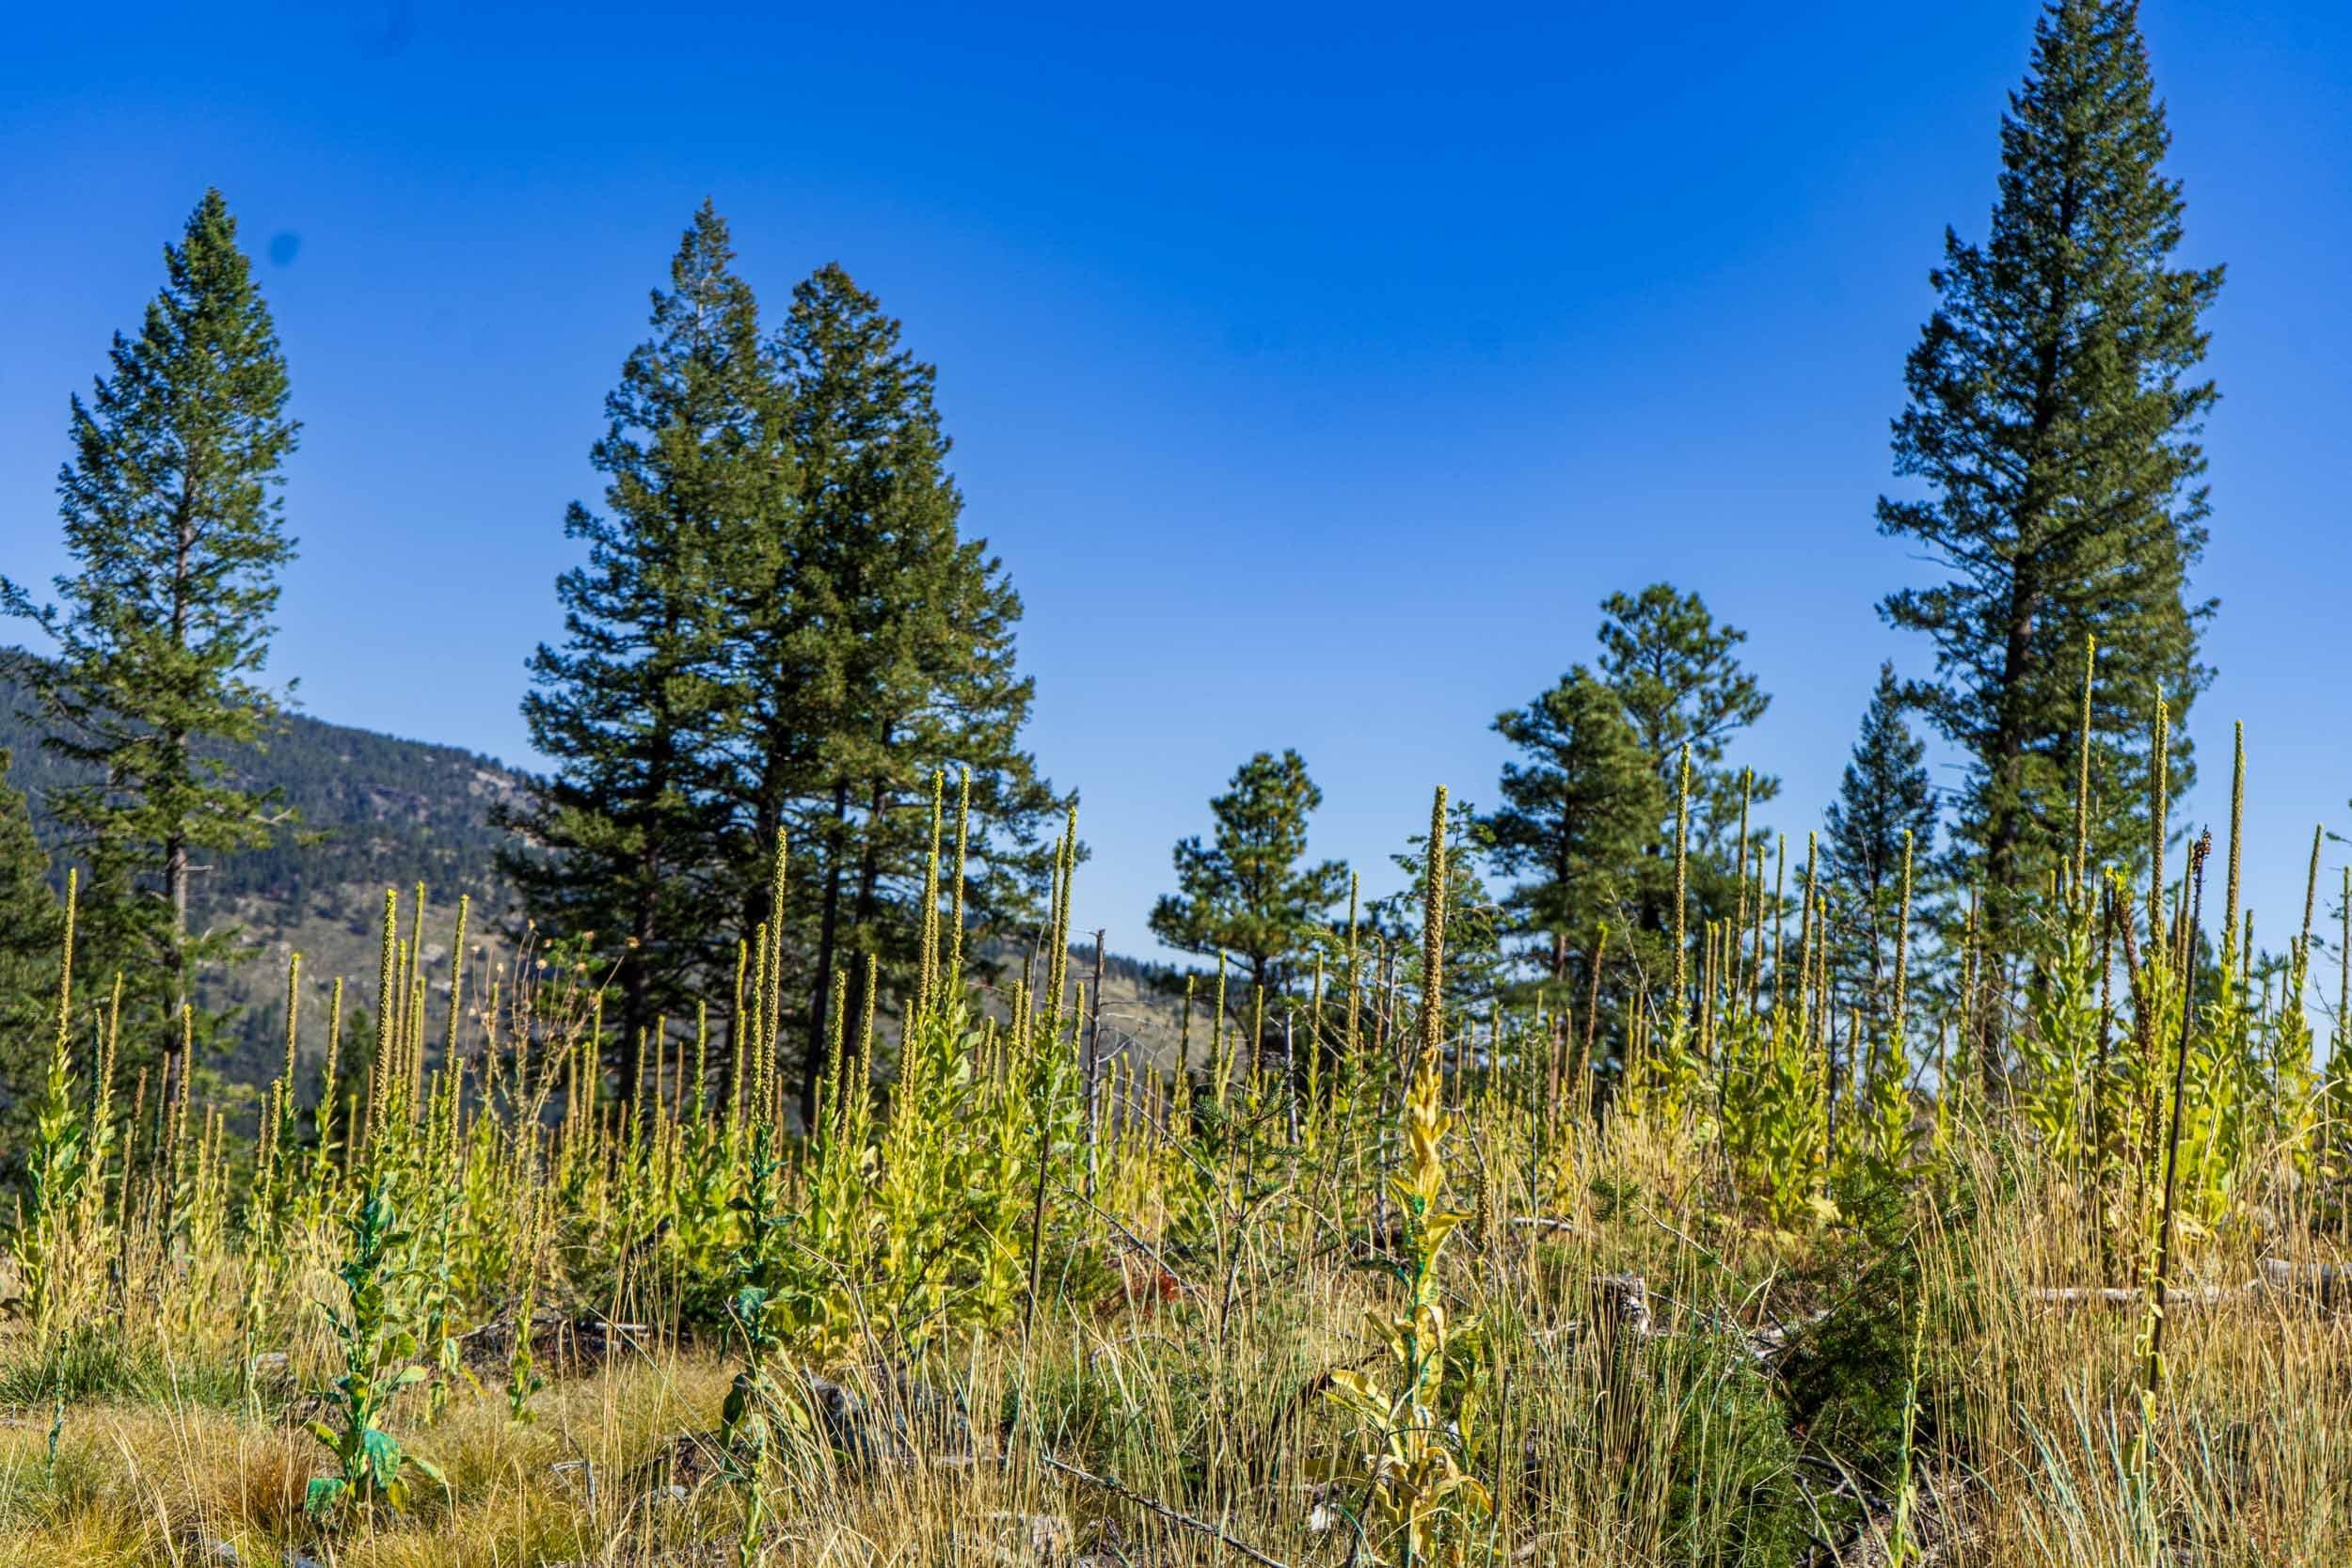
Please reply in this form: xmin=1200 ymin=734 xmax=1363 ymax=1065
xmin=0 ymin=652 xmax=524 ymax=1080
xmin=0 ymin=655 xmax=520 ymax=908
xmin=1 ymin=652 xmax=1192 ymax=1088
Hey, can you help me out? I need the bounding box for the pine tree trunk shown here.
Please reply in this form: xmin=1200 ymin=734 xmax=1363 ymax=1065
xmin=816 ymin=771 xmax=894 ymax=1124
xmin=163 ymin=488 xmax=196 ymax=1112
xmin=1979 ymin=179 xmax=2079 ymax=1069
xmin=619 ymin=879 xmax=655 ymax=1119
xmin=849 ymin=774 xmax=891 ymax=929
xmin=800 ymin=778 xmax=851 ymax=1127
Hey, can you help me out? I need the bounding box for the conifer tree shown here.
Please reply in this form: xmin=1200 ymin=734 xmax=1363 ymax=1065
xmin=0 ymin=188 xmax=298 ymax=1089
xmin=1820 ymin=664 xmax=1938 ymax=1008
xmin=1150 ymin=750 xmax=1350 ymax=1022
xmin=1485 ymin=667 xmax=1660 ymax=991
xmin=502 ymin=202 xmax=778 ymax=1113
xmin=747 ymin=263 xmax=1061 ymax=1121
xmin=1592 ymin=584 xmax=1774 ymax=988
xmin=1878 ymin=0 xmax=2220 ymax=934
xmin=1594 ymin=583 xmax=1775 ymax=847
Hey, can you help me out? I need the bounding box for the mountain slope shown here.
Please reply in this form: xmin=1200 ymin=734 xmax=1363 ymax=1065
xmin=0 ymin=654 xmax=1197 ymax=1087
xmin=0 ymin=655 xmax=525 ymax=1079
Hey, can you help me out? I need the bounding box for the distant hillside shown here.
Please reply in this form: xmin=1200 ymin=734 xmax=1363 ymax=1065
xmin=972 ymin=940 xmax=1198 ymax=1073
xmin=0 ymin=655 xmax=1199 ymax=1087
xmin=0 ymin=655 xmax=526 ymax=1080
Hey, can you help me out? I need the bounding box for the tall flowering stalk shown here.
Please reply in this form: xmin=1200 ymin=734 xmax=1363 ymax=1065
xmin=1327 ymin=786 xmax=1491 ymax=1565
xmin=23 ymin=871 xmax=87 ymax=1345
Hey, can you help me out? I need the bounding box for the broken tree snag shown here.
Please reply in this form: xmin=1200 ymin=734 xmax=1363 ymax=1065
xmin=1593 ymin=1273 xmax=1653 ymax=1347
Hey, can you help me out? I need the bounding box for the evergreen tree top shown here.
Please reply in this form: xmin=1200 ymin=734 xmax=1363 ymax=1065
xmin=6 ymin=187 xmax=299 ymax=733
xmin=1150 ymin=749 xmax=1349 ymax=989
xmin=1822 ymin=663 xmax=1937 ymax=895
xmin=1878 ymin=0 xmax=2218 ymax=908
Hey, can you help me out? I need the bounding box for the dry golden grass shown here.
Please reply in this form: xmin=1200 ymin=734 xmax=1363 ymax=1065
xmin=6 ymin=786 xmax=2349 ymax=1566
xmin=2 ymin=1110 xmax=2343 ymax=1568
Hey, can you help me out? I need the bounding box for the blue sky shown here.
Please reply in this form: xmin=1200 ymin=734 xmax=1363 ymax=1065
xmin=4 ymin=1 xmax=2348 ymax=970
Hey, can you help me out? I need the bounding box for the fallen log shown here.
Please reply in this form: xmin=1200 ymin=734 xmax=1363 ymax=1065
xmin=2024 ymin=1284 xmax=2240 ymax=1309
xmin=2025 ymin=1259 xmax=2347 ymax=1311
xmin=1507 ymin=1215 xmax=1582 ymax=1235
xmin=2257 ymin=1257 xmax=2351 ymax=1303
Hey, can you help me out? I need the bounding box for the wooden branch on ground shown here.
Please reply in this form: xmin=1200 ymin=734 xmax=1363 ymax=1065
xmin=1039 ymin=1449 xmax=1295 ymax=1568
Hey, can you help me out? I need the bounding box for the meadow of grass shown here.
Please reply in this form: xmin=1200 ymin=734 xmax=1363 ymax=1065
xmin=2 ymin=757 xmax=2348 ymax=1568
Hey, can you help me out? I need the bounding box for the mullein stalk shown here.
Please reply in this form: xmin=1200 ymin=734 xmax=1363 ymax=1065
xmin=763 ymin=829 xmax=787 ymax=1117
xmin=852 ymin=957 xmax=877 ymax=1149
xmin=2220 ymin=723 xmax=2244 ymax=982
xmin=312 ymin=977 xmax=342 ymax=1202
xmin=2136 ymin=829 xmax=2212 ymax=1497
xmin=691 ymin=1000 xmax=708 ymax=1126
xmin=1175 ymin=974 xmax=1195 ymax=1131
xmin=1733 ymin=769 xmax=1753 ymax=1009
xmin=1211 ymin=953 xmax=1231 ymax=1112
xmin=370 ymin=889 xmax=399 ymax=1148
xmin=1672 ymin=745 xmax=1692 ymax=1018
xmin=75 ymin=972 xmax=124 ymax=1256
xmin=1044 ymin=803 xmax=1078 ymax=1042
xmin=948 ymin=767 xmax=972 ymax=995
xmin=748 ymin=924 xmax=771 ymax=1126
xmin=1891 ymin=832 xmax=1913 ymax=1082
xmin=1770 ymin=836 xmax=1788 ymax=1020
xmin=25 ymin=869 xmax=82 ymax=1344
xmin=442 ymin=895 xmax=469 ymax=1090
xmin=1796 ymin=834 xmax=1819 ymax=1060
xmin=2074 ymin=634 xmax=2097 ymax=900
xmin=2148 ymin=701 xmax=2169 ymax=947
xmin=1343 ymin=871 xmax=1362 ymax=1058
xmin=918 ymin=769 xmax=944 ymax=1021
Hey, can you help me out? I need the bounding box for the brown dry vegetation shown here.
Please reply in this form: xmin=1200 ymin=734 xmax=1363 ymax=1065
xmin=2 ymin=773 xmax=2348 ymax=1567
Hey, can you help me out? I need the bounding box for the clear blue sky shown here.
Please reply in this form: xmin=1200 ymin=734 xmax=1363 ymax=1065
xmin=4 ymin=1 xmax=2348 ymax=970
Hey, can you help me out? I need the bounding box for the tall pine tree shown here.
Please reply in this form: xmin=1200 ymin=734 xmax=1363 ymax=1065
xmin=1594 ymin=583 xmax=1775 ymax=849
xmin=752 ymin=263 xmax=1062 ymax=1122
xmin=0 ymin=188 xmax=299 ymax=1093
xmin=502 ymin=202 xmax=780 ymax=1113
xmin=1484 ymin=666 xmax=1660 ymax=993
xmin=1878 ymin=0 xmax=2219 ymax=933
xmin=1592 ymin=583 xmax=1775 ymax=997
